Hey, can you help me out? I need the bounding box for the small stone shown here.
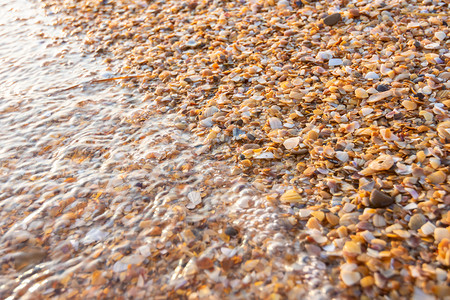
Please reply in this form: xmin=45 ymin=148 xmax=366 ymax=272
xmin=13 ymin=248 xmax=47 ymax=271
xmin=355 ymin=88 xmax=369 ymax=99
xmin=365 ymin=72 xmax=380 ymax=80
xmin=225 ymin=226 xmax=238 ymax=237
xmin=323 ymin=13 xmax=341 ymax=26
xmin=369 ymin=189 xmax=394 ymax=208
xmin=348 ymin=9 xmax=360 ymax=18
xmin=196 ymin=256 xmax=214 ymax=270
xmin=376 ymin=84 xmax=390 ymax=92
xmin=409 ymin=214 xmax=427 ymax=230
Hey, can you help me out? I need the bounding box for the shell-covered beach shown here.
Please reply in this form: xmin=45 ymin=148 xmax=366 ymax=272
xmin=0 ymin=0 xmax=449 ymax=299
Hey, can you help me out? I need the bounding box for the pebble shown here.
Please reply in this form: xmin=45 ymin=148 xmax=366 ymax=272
xmin=369 ymin=189 xmax=394 ymax=208
xmin=408 ymin=214 xmax=427 ymax=231
xmin=376 ymin=84 xmax=390 ymax=92
xmin=225 ymin=226 xmax=238 ymax=237
xmin=348 ymin=9 xmax=360 ymax=18
xmin=323 ymin=13 xmax=341 ymax=26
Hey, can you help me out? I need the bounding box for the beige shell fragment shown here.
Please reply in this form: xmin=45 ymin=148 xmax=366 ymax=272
xmin=283 ymin=137 xmax=300 ymax=150
xmin=437 ymin=121 xmax=450 ymax=140
xmin=360 ymin=154 xmax=395 ymax=175
xmin=280 ymin=189 xmax=304 ymax=203
xmin=367 ymin=90 xmax=393 ymax=103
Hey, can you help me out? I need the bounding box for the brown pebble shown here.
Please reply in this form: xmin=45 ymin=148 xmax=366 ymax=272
xmin=323 ymin=13 xmax=341 ymax=26
xmin=225 ymin=226 xmax=238 ymax=237
xmin=408 ymin=214 xmax=427 ymax=231
xmin=196 ymin=256 xmax=214 ymax=270
xmin=13 ymin=248 xmax=47 ymax=270
xmin=348 ymin=9 xmax=360 ymax=18
xmin=369 ymin=189 xmax=394 ymax=208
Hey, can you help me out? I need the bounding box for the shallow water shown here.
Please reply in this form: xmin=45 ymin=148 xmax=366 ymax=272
xmin=0 ymin=0 xmax=330 ymax=298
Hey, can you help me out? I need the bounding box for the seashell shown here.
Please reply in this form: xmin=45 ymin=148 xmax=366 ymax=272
xmin=360 ymin=154 xmax=394 ymax=175
xmin=280 ymin=189 xmax=304 ymax=203
xmin=355 ymin=88 xmax=368 ymax=98
xmin=427 ymin=171 xmax=446 ymax=184
xmin=402 ymin=100 xmax=417 ymax=110
xmin=424 ymin=42 xmax=440 ymax=49
xmin=360 ymin=107 xmax=373 ymax=116
xmin=421 ymin=222 xmax=436 ymax=236
xmin=200 ymin=117 xmax=213 ymax=127
xmin=435 ymin=228 xmax=450 ymax=243
xmin=435 ymin=31 xmax=446 ymax=41
xmin=335 ymin=151 xmax=349 ymax=162
xmin=203 ymin=106 xmax=219 ymax=118
xmin=343 ymin=241 xmax=361 ymax=256
xmin=365 ymin=72 xmax=380 ymax=80
xmin=254 ymin=152 xmax=274 ymax=159
xmin=437 ymin=121 xmax=450 ymax=140
xmin=341 ymin=271 xmax=361 ymax=286
xmin=289 ymin=91 xmax=303 ymax=100
xmin=328 ymin=58 xmax=343 ymax=67
xmin=268 ymin=117 xmax=283 ymax=129
xmin=373 ymin=214 xmax=387 ymax=227
xmin=283 ymin=137 xmax=300 ymax=150
xmin=367 ymin=90 xmax=393 ymax=103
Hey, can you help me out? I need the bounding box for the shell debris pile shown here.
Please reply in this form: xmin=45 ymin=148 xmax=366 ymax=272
xmin=2 ymin=0 xmax=449 ymax=298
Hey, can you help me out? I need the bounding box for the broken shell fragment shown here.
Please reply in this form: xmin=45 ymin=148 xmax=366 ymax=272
xmin=280 ymin=189 xmax=304 ymax=203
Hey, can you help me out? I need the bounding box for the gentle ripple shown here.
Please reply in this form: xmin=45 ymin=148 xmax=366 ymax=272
xmin=0 ymin=0 xmax=330 ymax=298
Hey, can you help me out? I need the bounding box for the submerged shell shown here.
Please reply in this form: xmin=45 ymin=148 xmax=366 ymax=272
xmin=280 ymin=190 xmax=304 ymax=203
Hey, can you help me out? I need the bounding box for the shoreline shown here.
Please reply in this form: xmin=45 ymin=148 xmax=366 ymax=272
xmin=1 ymin=0 xmax=449 ymax=298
